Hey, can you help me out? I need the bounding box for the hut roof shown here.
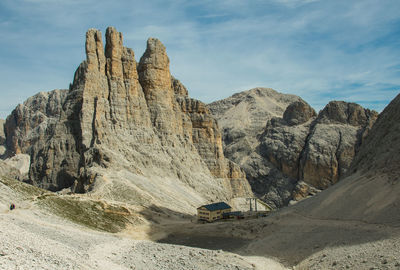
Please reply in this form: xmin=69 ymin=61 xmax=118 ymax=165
xmin=198 ymin=202 xmax=231 ymax=211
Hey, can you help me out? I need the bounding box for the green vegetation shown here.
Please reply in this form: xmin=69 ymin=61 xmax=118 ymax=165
xmin=1 ymin=176 xmax=131 ymax=233
xmin=0 ymin=176 xmax=46 ymax=198
xmin=37 ymin=196 xmax=130 ymax=233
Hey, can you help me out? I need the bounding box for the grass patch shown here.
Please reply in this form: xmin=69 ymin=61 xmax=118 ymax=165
xmin=0 ymin=176 xmax=46 ymax=198
xmin=1 ymin=176 xmax=133 ymax=233
xmin=37 ymin=196 xmax=130 ymax=233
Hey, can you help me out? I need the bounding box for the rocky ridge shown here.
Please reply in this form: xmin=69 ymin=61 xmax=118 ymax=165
xmin=299 ymin=93 xmax=400 ymax=224
xmin=242 ymin=93 xmax=400 ymax=269
xmin=209 ymin=89 xmax=377 ymax=208
xmin=3 ymin=27 xmax=252 ymax=214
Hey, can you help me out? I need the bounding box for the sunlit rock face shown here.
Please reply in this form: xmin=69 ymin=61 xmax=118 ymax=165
xmin=3 ymin=27 xmax=252 ymax=212
xmin=209 ymin=89 xmax=378 ymax=208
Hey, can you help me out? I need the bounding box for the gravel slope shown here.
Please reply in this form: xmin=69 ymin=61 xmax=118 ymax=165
xmin=0 ymin=209 xmax=286 ymax=270
xmin=0 ymin=176 xmax=286 ymax=270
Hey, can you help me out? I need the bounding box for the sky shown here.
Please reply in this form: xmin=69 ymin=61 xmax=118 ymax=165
xmin=0 ymin=0 xmax=399 ymax=119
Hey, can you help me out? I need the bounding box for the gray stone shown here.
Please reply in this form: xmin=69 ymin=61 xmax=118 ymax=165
xmin=0 ymin=119 xmax=5 ymax=145
xmin=283 ymin=100 xmax=316 ymax=126
xmin=210 ymin=91 xmax=378 ymax=208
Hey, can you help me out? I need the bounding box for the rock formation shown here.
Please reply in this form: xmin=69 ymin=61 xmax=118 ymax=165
xmin=349 ymin=93 xmax=400 ymax=178
xmin=0 ymin=160 xmax=22 ymax=179
xmin=0 ymin=119 xmax=6 ymax=156
xmin=3 ymin=27 xmax=252 ymax=213
xmin=236 ymin=93 xmax=400 ymax=270
xmin=294 ymin=93 xmax=400 ymax=224
xmin=209 ymin=90 xmax=378 ymax=208
xmin=283 ymin=101 xmax=316 ymax=126
xmin=297 ymin=101 xmax=377 ymax=189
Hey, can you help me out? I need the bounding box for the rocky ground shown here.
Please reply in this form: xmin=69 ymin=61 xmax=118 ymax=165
xmin=0 ymin=175 xmax=286 ymax=270
xmin=151 ymin=208 xmax=400 ymax=270
xmin=295 ymin=236 xmax=400 ymax=270
xmin=5 ymin=166 xmax=398 ymax=270
xmin=0 ymin=208 xmax=286 ymax=270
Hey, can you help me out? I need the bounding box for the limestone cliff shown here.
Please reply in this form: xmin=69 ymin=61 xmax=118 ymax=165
xmin=349 ymin=94 xmax=400 ymax=178
xmin=209 ymin=90 xmax=377 ymax=208
xmin=239 ymin=93 xmax=400 ymax=270
xmin=0 ymin=119 xmax=6 ymax=156
xmin=292 ymin=93 xmax=400 ymax=224
xmin=4 ymin=27 xmax=252 ymax=213
xmin=297 ymin=101 xmax=377 ymax=189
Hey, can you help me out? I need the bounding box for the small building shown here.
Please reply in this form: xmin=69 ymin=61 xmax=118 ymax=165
xmin=197 ymin=202 xmax=232 ymax=222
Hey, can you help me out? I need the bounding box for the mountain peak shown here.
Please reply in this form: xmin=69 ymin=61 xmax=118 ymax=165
xmin=2 ymin=27 xmax=252 ymax=211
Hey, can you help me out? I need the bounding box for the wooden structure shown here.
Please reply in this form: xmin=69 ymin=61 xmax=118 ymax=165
xmin=247 ymin=197 xmax=273 ymax=212
xmin=197 ymin=202 xmax=232 ymax=222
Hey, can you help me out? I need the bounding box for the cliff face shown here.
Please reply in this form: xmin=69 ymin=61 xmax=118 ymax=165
xmin=349 ymin=93 xmax=400 ymax=178
xmin=0 ymin=119 xmax=6 ymax=156
xmin=293 ymin=93 xmax=400 ymax=224
xmin=235 ymin=94 xmax=400 ymax=270
xmin=4 ymin=27 xmax=252 ymax=213
xmin=297 ymin=101 xmax=377 ymax=189
xmin=209 ymin=90 xmax=377 ymax=208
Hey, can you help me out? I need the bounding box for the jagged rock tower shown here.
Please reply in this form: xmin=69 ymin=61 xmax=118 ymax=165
xmin=4 ymin=27 xmax=252 ymax=212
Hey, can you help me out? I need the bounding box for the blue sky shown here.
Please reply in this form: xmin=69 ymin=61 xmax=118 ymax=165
xmin=0 ymin=0 xmax=399 ymax=119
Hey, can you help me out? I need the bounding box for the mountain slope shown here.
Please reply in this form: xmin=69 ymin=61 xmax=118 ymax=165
xmin=208 ymin=88 xmax=305 ymax=207
xmin=209 ymin=90 xmax=377 ymax=208
xmin=239 ymin=93 xmax=400 ymax=268
xmin=296 ymin=93 xmax=400 ymax=223
xmin=0 ymin=174 xmax=286 ymax=270
xmin=208 ymin=88 xmax=302 ymax=162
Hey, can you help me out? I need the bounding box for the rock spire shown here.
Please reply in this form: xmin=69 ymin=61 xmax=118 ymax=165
xmin=3 ymin=27 xmax=252 ymax=211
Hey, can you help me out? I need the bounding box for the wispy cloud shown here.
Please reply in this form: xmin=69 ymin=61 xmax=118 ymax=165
xmin=0 ymin=0 xmax=399 ymax=119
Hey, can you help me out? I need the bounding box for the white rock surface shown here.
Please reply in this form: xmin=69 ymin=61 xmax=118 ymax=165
xmin=3 ymin=154 xmax=30 ymax=176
